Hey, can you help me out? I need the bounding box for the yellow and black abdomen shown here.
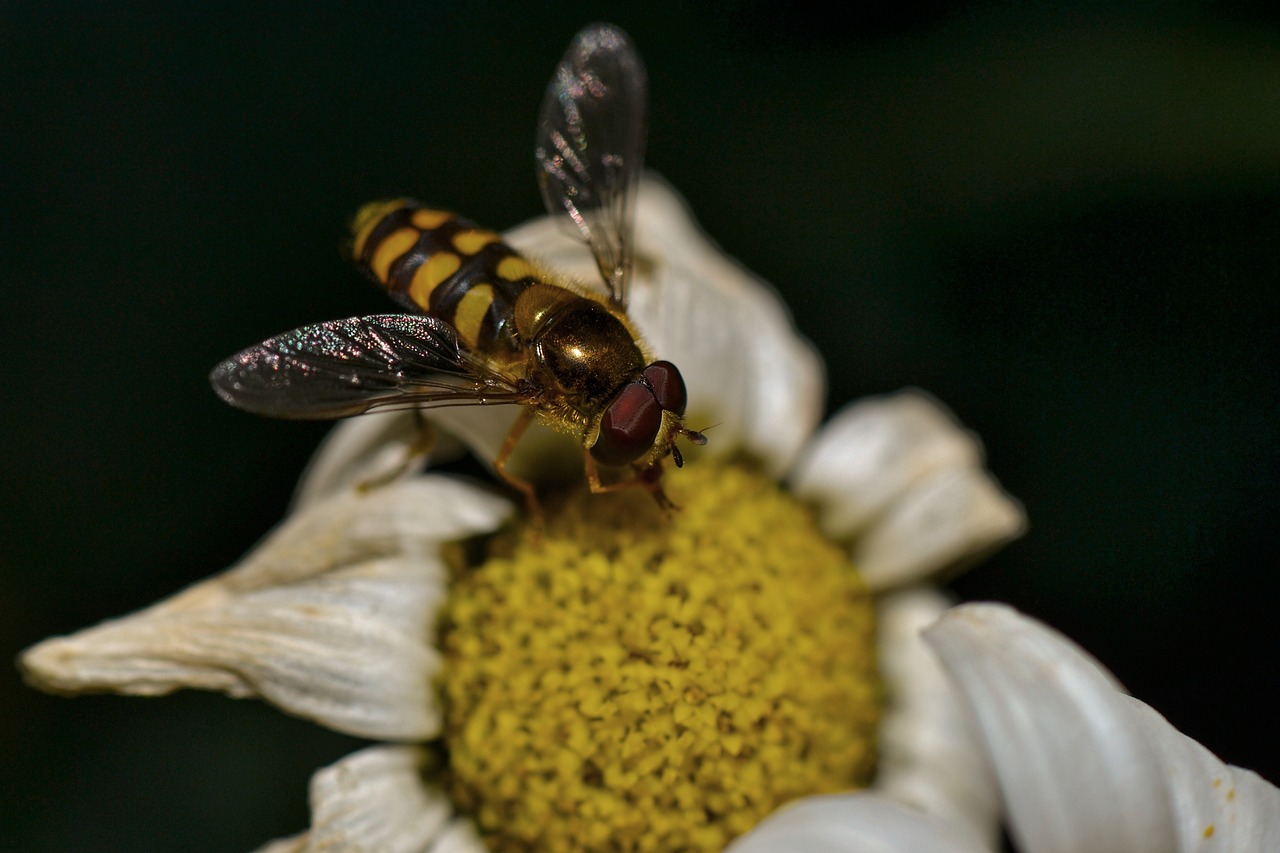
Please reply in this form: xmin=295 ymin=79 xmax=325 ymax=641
xmin=350 ymin=199 xmax=541 ymax=360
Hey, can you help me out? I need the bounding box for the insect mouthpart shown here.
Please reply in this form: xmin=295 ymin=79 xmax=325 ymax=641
xmin=672 ymin=425 xmax=710 ymax=467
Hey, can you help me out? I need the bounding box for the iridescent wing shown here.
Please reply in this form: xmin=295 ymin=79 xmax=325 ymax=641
xmin=535 ymin=23 xmax=646 ymax=309
xmin=209 ymin=314 xmax=525 ymax=419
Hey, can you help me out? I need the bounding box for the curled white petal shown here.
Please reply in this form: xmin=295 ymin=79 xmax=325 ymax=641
xmin=627 ymin=175 xmax=824 ymax=476
xmin=223 ymin=476 xmax=508 ymax=593
xmin=21 ymin=477 xmax=510 ymax=739
xmin=287 ymin=397 xmax=538 ymax=506
xmin=257 ymin=745 xmax=455 ymax=853
xmin=924 ymin=603 xmax=1177 ymax=853
xmin=1123 ymin=696 xmax=1280 ymax=851
xmin=292 ymin=411 xmax=466 ymax=512
xmin=791 ymin=391 xmax=982 ymax=538
xmin=24 ymin=556 xmax=444 ymax=739
xmin=792 ymin=391 xmax=1025 ymax=590
xmin=874 ymin=587 xmax=999 ymax=850
xmin=506 ymin=174 xmax=825 ymax=477
xmin=852 ymin=464 xmax=1026 ymax=591
xmin=725 ymin=791 xmax=991 ymax=853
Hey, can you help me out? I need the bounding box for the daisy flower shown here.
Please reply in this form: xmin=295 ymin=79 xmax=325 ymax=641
xmin=21 ymin=178 xmax=1275 ymax=852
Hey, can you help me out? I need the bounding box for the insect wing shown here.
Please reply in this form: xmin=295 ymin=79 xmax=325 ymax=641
xmin=209 ymin=314 xmax=523 ymax=419
xmin=535 ymin=23 xmax=646 ymax=308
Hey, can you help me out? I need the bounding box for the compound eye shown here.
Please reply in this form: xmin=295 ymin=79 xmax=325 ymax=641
xmin=642 ymin=360 xmax=687 ymax=415
xmin=590 ymin=382 xmax=662 ymax=466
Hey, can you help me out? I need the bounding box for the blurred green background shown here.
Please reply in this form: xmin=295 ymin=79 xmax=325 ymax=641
xmin=3 ymin=2 xmax=1278 ymax=850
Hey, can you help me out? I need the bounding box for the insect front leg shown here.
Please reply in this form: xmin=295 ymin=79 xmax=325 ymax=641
xmin=494 ymin=407 xmax=544 ymax=527
xmin=583 ymin=454 xmax=678 ymax=512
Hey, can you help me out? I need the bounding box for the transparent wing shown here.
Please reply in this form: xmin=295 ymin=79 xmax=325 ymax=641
xmin=209 ymin=314 xmax=525 ymax=419
xmin=535 ymin=22 xmax=647 ymax=308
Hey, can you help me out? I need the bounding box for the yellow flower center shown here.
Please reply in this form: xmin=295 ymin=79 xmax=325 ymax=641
xmin=439 ymin=460 xmax=881 ymax=853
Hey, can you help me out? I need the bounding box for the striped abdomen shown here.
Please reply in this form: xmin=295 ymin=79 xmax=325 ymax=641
xmin=350 ymin=199 xmax=541 ymax=361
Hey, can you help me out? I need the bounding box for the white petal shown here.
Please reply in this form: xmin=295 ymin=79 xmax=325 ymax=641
xmin=21 ymin=477 xmax=510 ymax=739
xmin=874 ymin=588 xmax=1000 ymax=850
xmin=506 ymin=174 xmax=825 ymax=476
xmin=256 ymin=834 xmax=307 ymax=853
xmin=924 ymin=603 xmax=1178 ymax=853
xmin=295 ymin=405 xmax=572 ymax=509
xmin=257 ymin=745 xmax=454 ymax=853
xmin=725 ymin=792 xmax=992 ymax=853
xmin=791 ymin=391 xmax=1026 ymax=591
xmin=1123 ymin=695 xmax=1280 ymax=850
xmin=427 ymin=819 xmax=489 ymax=853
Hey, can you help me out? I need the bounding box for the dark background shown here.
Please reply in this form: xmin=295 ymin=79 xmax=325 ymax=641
xmin=3 ymin=2 xmax=1277 ymax=850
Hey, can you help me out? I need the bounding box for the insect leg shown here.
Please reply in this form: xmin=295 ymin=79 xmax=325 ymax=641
xmin=584 ymin=454 xmax=678 ymax=512
xmin=356 ymin=410 xmax=437 ymax=492
xmin=494 ymin=407 xmax=544 ymax=526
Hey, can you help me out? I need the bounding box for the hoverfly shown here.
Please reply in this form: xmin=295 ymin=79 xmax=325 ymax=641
xmin=210 ymin=23 xmax=706 ymax=517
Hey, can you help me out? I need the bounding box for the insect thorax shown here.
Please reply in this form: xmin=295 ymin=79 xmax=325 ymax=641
xmin=515 ymin=284 xmax=646 ymax=416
